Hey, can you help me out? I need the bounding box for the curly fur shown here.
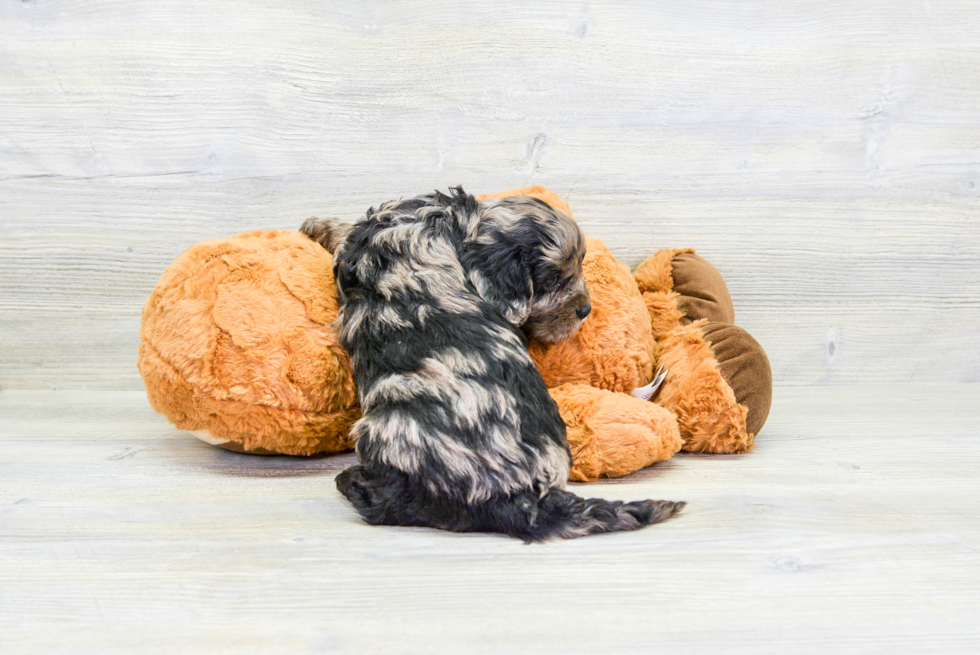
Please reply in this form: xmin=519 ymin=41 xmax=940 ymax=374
xmin=302 ymin=187 xmax=684 ymax=541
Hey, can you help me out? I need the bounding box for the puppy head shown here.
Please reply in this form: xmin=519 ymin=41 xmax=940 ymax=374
xmin=464 ymin=195 xmax=591 ymax=343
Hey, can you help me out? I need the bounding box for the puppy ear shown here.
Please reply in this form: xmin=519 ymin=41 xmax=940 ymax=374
xmin=300 ymin=216 xmax=352 ymax=254
xmin=462 ymin=231 xmax=534 ymax=328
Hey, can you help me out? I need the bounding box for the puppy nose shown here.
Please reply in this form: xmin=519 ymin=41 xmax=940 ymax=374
xmin=576 ymin=304 xmax=592 ymax=319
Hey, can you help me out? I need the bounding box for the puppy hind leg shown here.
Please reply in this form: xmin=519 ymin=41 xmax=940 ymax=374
xmin=335 ymin=465 xmax=466 ymax=531
xmin=335 ymin=465 xmax=412 ymax=526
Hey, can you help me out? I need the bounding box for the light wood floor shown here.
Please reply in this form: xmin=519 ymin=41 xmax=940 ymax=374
xmin=2 ymin=385 xmax=978 ymax=654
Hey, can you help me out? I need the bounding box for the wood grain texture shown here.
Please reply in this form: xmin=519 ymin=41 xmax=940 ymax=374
xmin=1 ymin=0 xmax=980 ymax=388
xmin=1 ymin=385 xmax=979 ymax=653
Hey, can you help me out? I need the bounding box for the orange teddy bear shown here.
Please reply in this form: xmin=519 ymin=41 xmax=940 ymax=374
xmin=138 ymin=187 xmax=771 ymax=481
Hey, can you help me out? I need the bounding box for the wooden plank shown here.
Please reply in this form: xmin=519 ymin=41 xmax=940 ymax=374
xmin=2 ymin=177 xmax=978 ymax=388
xmin=1 ymin=385 xmax=978 ymax=653
xmin=2 ymin=0 xmax=980 ymax=389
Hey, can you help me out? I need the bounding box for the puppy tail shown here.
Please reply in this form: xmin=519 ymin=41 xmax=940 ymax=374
xmin=524 ymin=489 xmax=685 ymax=542
xmin=336 ymin=464 xmax=684 ymax=542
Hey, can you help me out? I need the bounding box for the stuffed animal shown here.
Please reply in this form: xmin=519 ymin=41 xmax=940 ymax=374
xmin=137 ymin=229 xmax=359 ymax=456
xmin=138 ymin=187 xmax=771 ymax=481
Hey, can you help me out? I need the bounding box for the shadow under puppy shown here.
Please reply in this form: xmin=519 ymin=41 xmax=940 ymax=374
xmin=302 ymin=188 xmax=684 ymax=541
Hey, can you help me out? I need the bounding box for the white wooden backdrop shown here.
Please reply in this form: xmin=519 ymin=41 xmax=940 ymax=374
xmin=2 ymin=0 xmax=979 ymax=390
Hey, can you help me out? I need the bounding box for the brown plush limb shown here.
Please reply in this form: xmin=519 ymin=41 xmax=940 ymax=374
xmin=634 ymin=248 xmax=692 ymax=335
xmin=654 ymin=320 xmax=754 ymax=454
xmin=700 ymin=322 xmax=772 ymax=437
xmin=635 ymin=248 xmax=755 ymax=454
xmin=549 ymin=384 xmax=683 ymax=482
xmin=670 ymin=252 xmax=736 ymax=324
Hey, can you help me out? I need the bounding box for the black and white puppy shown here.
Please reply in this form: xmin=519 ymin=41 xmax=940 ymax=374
xmin=302 ymin=187 xmax=684 ymax=541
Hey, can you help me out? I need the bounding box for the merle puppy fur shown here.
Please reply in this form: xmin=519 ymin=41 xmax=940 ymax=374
xmin=301 ymin=188 xmax=684 ymax=541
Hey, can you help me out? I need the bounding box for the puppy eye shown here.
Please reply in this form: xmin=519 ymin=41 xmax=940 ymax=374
xmin=555 ymin=277 xmax=570 ymax=291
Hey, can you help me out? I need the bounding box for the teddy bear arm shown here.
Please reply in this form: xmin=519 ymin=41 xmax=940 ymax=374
xmin=548 ymin=383 xmax=682 ymax=482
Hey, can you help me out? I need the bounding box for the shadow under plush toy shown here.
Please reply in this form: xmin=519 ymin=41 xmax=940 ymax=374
xmin=138 ymin=187 xmax=771 ymax=481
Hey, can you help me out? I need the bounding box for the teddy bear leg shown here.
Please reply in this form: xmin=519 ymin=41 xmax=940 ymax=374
xmin=635 ymin=249 xmax=772 ymax=454
xmin=653 ymin=321 xmax=754 ymax=454
xmin=698 ymin=322 xmax=772 ymax=438
xmin=549 ymin=383 xmax=683 ymax=482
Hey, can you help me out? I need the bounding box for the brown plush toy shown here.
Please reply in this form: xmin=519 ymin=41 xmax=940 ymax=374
xmin=138 ymin=187 xmax=771 ymax=481
xmin=138 ymin=230 xmax=359 ymax=456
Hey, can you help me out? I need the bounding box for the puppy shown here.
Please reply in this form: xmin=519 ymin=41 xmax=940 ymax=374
xmin=302 ymin=188 xmax=684 ymax=541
